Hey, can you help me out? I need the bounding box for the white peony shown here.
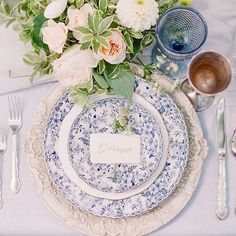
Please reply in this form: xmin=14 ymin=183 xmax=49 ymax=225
xmin=98 ymin=30 xmax=126 ymax=64
xmin=116 ymin=0 xmax=159 ymax=32
xmin=67 ymin=3 xmax=94 ymax=40
xmin=41 ymin=20 xmax=68 ymax=53
xmin=52 ymin=45 xmax=98 ymax=87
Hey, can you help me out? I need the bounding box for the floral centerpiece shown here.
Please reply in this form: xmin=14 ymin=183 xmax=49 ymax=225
xmin=0 ymin=0 xmax=191 ymax=103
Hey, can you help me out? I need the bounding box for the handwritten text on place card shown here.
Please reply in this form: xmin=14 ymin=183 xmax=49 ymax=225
xmin=90 ymin=133 xmax=141 ymax=164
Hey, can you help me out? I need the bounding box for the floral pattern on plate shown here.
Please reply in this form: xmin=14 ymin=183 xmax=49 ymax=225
xmin=44 ymin=78 xmax=189 ymax=218
xmin=68 ymin=97 xmax=163 ymax=193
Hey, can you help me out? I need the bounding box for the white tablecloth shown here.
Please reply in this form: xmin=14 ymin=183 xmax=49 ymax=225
xmin=0 ymin=0 xmax=236 ymax=235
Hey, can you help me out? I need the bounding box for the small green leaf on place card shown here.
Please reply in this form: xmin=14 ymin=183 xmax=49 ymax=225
xmin=93 ymin=71 xmax=109 ymax=89
xmin=99 ymin=0 xmax=108 ymax=12
xmin=98 ymin=15 xmax=114 ymax=34
xmin=107 ymin=70 xmax=135 ymax=101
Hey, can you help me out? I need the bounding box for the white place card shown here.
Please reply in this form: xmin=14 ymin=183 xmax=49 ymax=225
xmin=90 ymin=133 xmax=141 ymax=164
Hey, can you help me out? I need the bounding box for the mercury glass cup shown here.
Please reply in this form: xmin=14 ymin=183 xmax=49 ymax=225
xmin=152 ymin=7 xmax=208 ymax=79
xmin=182 ymin=51 xmax=232 ymax=112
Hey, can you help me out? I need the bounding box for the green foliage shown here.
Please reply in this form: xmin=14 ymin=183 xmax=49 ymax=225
xmin=31 ymin=14 xmax=48 ymax=51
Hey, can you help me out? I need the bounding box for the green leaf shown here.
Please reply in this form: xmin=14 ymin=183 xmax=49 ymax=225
xmin=92 ymin=38 xmax=100 ymax=54
xmin=107 ymin=70 xmax=135 ymax=101
xmin=23 ymin=51 xmax=41 ymax=65
xmin=99 ymin=0 xmax=108 ymax=12
xmin=81 ymin=34 xmax=94 ymax=43
xmin=124 ymin=31 xmax=133 ymax=53
xmin=80 ymin=41 xmax=91 ymax=50
xmin=100 ymin=30 xmax=112 ymax=37
xmin=88 ymin=13 xmax=95 ymax=31
xmin=98 ymin=15 xmax=114 ymax=34
xmin=76 ymin=26 xmax=93 ymax=34
xmin=104 ymin=63 xmax=118 ymax=78
xmin=98 ymin=60 xmax=105 ymax=74
xmin=128 ymin=30 xmax=143 ymax=39
xmin=30 ymin=14 xmax=48 ymax=51
xmin=93 ymin=71 xmax=109 ymax=89
xmin=93 ymin=10 xmax=103 ymax=33
xmin=71 ymin=86 xmax=89 ymax=104
xmin=76 ymin=0 xmax=85 ymax=8
xmin=79 ymin=78 xmax=94 ymax=92
xmin=95 ymin=35 xmax=109 ymax=47
xmin=141 ymin=33 xmax=154 ymax=49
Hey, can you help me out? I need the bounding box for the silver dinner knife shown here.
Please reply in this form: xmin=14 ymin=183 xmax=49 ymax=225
xmin=216 ymin=98 xmax=228 ymax=220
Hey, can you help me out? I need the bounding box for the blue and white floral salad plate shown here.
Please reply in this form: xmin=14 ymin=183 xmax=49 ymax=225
xmin=44 ymin=78 xmax=189 ymax=218
xmin=56 ymin=94 xmax=169 ymax=200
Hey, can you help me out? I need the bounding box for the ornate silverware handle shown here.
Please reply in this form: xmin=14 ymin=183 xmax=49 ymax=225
xmin=10 ymin=133 xmax=21 ymax=194
xmin=216 ymin=153 xmax=227 ymax=220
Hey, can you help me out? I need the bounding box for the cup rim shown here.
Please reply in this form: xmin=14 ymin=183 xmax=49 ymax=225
xmin=156 ymin=6 xmax=208 ymax=56
xmin=187 ymin=50 xmax=232 ymax=96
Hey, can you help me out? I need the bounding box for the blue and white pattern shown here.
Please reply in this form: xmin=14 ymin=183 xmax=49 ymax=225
xmin=68 ymin=97 xmax=163 ymax=193
xmin=44 ymin=78 xmax=189 ymax=218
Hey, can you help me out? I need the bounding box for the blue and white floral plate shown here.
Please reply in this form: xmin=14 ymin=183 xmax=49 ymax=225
xmin=56 ymin=94 xmax=169 ymax=200
xmin=44 ymin=78 xmax=189 ymax=218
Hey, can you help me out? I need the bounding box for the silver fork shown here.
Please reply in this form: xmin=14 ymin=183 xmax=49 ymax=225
xmin=8 ymin=96 xmax=22 ymax=194
xmin=0 ymin=126 xmax=7 ymax=208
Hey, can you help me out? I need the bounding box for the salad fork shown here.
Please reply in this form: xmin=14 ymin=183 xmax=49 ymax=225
xmin=8 ymin=96 xmax=22 ymax=194
xmin=0 ymin=126 xmax=7 ymax=208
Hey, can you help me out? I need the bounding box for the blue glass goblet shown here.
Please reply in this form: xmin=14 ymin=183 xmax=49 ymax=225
xmin=152 ymin=7 xmax=208 ymax=79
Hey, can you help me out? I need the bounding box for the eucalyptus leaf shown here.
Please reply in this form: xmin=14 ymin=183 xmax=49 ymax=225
xmin=107 ymin=70 xmax=135 ymax=101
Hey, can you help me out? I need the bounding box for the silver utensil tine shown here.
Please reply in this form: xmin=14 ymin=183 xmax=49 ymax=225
xmin=15 ymin=96 xmax=21 ymax=120
xmin=8 ymin=96 xmax=13 ymax=119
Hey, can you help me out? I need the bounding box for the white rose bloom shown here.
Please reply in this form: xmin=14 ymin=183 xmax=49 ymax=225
xmin=53 ymin=45 xmax=98 ymax=87
xmin=41 ymin=20 xmax=68 ymax=53
xmin=116 ymin=0 xmax=159 ymax=32
xmin=98 ymin=30 xmax=126 ymax=64
xmin=67 ymin=3 xmax=94 ymax=40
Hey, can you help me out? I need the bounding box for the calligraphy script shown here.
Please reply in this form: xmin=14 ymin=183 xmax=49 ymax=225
xmin=90 ymin=133 xmax=141 ymax=164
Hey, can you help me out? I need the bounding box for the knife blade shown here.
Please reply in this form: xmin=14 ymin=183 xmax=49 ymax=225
xmin=216 ymin=98 xmax=228 ymax=220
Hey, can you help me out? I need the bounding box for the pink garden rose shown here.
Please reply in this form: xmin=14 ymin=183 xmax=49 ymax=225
xmin=98 ymin=30 xmax=126 ymax=64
